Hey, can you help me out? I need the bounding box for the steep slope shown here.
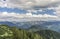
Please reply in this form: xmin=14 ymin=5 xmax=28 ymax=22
xmin=35 ymin=30 xmax=60 ymax=39
xmin=0 ymin=25 xmax=60 ymax=39
xmin=0 ymin=25 xmax=13 ymax=39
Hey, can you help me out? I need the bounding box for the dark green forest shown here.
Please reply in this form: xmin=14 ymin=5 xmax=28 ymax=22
xmin=0 ymin=25 xmax=60 ymax=39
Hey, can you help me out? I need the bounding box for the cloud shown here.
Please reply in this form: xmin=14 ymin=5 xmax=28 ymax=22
xmin=0 ymin=12 xmax=59 ymax=22
xmin=54 ymin=6 xmax=60 ymax=17
xmin=0 ymin=0 xmax=60 ymax=10
xmin=0 ymin=0 xmax=60 ymax=21
xmin=26 ymin=12 xmax=57 ymax=18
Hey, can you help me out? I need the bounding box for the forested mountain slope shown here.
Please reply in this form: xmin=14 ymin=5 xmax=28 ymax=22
xmin=0 ymin=25 xmax=60 ymax=39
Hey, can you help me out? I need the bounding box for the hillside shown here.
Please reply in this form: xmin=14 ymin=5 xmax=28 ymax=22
xmin=35 ymin=30 xmax=60 ymax=39
xmin=0 ymin=25 xmax=60 ymax=39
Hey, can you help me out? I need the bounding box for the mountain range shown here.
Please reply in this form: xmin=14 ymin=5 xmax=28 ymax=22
xmin=0 ymin=21 xmax=60 ymax=32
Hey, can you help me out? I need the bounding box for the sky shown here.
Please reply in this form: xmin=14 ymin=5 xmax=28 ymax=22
xmin=0 ymin=0 xmax=60 ymax=22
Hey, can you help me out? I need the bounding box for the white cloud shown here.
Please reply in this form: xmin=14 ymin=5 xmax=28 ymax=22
xmin=47 ymin=7 xmax=54 ymax=10
xmin=0 ymin=12 xmax=58 ymax=22
xmin=26 ymin=12 xmax=57 ymax=18
xmin=0 ymin=0 xmax=60 ymax=21
xmin=52 ymin=5 xmax=60 ymax=17
xmin=0 ymin=0 xmax=60 ymax=9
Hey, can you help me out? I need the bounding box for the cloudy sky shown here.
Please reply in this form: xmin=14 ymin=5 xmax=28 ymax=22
xmin=0 ymin=0 xmax=60 ymax=22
